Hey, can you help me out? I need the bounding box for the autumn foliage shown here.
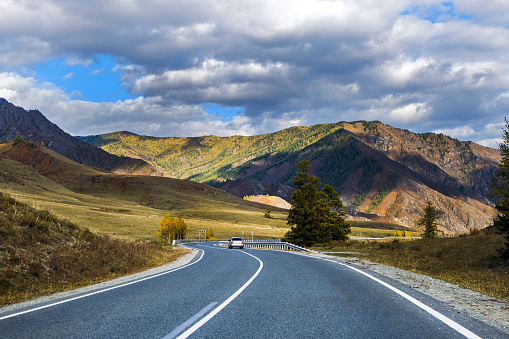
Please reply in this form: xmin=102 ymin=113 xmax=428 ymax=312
xmin=157 ymin=214 xmax=188 ymax=244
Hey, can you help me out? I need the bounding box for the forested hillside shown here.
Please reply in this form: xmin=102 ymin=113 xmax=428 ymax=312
xmin=81 ymin=121 xmax=501 ymax=234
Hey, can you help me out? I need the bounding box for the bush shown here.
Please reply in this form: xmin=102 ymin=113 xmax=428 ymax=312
xmin=12 ymin=135 xmax=23 ymax=145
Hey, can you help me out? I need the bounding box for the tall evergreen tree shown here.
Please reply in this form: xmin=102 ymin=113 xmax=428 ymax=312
xmin=490 ymin=118 xmax=509 ymax=260
xmin=419 ymin=201 xmax=439 ymax=238
xmin=285 ymin=160 xmax=350 ymax=246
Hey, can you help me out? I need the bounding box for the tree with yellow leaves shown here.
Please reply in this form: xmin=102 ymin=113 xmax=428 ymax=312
xmin=157 ymin=214 xmax=187 ymax=244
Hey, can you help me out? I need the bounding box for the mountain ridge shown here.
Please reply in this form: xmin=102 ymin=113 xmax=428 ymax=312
xmin=0 ymin=98 xmax=162 ymax=176
xmin=79 ymin=121 xmax=501 ymax=234
xmin=0 ymin=98 xmax=500 ymax=234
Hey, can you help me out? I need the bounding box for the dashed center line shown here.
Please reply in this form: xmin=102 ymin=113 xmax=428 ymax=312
xmin=175 ymin=250 xmax=264 ymax=339
xmin=163 ymin=302 xmax=219 ymax=339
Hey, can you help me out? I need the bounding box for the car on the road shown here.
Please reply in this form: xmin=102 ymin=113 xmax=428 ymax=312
xmin=228 ymin=237 xmax=244 ymax=249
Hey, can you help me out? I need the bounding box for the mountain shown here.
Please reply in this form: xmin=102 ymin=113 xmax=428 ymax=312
xmin=0 ymin=98 xmax=161 ymax=176
xmin=80 ymin=121 xmax=502 ymax=234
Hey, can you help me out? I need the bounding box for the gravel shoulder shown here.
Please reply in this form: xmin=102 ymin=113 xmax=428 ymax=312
xmin=319 ymin=253 xmax=509 ymax=335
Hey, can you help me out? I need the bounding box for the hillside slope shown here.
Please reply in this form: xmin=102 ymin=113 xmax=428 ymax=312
xmin=0 ymin=192 xmax=187 ymax=306
xmin=0 ymin=99 xmax=161 ymax=176
xmin=82 ymin=121 xmax=501 ymax=234
xmin=0 ymin=141 xmax=288 ymax=239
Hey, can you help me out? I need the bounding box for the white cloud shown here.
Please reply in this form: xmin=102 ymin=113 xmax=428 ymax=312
xmin=0 ymin=36 xmax=52 ymax=70
xmin=1 ymin=0 xmax=509 ymax=146
xmin=66 ymin=57 xmax=93 ymax=67
xmin=387 ymin=102 xmax=433 ymax=124
xmin=62 ymin=72 xmax=74 ymax=80
xmin=433 ymin=125 xmax=476 ymax=139
xmin=0 ymin=72 xmax=256 ymax=137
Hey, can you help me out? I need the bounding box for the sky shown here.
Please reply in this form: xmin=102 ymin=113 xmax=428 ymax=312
xmin=1 ymin=1 xmax=509 ymax=148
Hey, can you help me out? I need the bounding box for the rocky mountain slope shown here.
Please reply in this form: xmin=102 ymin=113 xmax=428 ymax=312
xmin=0 ymin=99 xmax=161 ymax=176
xmin=82 ymin=121 xmax=502 ymax=234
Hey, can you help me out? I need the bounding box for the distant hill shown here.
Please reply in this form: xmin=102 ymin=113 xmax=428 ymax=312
xmin=0 ymin=98 xmax=161 ymax=176
xmin=0 ymin=141 xmax=287 ymax=239
xmin=80 ymin=121 xmax=501 ymax=234
xmin=245 ymin=195 xmax=292 ymax=210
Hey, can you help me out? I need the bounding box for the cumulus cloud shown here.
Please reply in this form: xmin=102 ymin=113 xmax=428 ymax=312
xmin=0 ymin=0 xmax=509 ymax=148
xmin=0 ymin=72 xmax=254 ymax=137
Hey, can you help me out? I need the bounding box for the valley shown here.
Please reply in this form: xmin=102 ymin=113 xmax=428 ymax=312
xmin=0 ymin=141 xmax=288 ymax=240
xmin=0 ymin=99 xmax=508 ymax=308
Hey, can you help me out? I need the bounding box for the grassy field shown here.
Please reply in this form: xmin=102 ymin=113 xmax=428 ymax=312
xmin=315 ymin=228 xmax=509 ymax=301
xmin=0 ymin=143 xmax=289 ymax=241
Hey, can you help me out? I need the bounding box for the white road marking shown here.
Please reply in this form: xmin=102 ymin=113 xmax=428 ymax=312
xmin=176 ymin=249 xmax=264 ymax=339
xmin=0 ymin=249 xmax=205 ymax=321
xmin=163 ymin=302 xmax=219 ymax=339
xmin=296 ymin=252 xmax=482 ymax=339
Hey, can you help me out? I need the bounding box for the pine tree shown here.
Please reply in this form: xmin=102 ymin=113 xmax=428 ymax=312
xmin=490 ymin=118 xmax=509 ymax=260
xmin=285 ymin=160 xmax=350 ymax=246
xmin=13 ymin=135 xmax=23 ymax=145
xmin=419 ymin=201 xmax=439 ymax=238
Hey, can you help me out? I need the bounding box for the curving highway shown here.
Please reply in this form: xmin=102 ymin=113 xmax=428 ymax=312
xmin=0 ymin=242 xmax=506 ymax=338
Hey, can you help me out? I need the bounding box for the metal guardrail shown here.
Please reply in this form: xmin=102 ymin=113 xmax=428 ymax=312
xmin=173 ymin=238 xmax=315 ymax=252
xmin=218 ymin=240 xmax=314 ymax=252
xmin=351 ymin=236 xmax=422 ymax=240
xmin=172 ymin=239 xmax=229 ymax=245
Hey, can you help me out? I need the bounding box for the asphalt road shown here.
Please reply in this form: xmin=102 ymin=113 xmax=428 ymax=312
xmin=0 ymin=242 xmax=506 ymax=338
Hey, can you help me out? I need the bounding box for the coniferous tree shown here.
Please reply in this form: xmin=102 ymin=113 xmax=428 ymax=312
xmin=419 ymin=201 xmax=439 ymax=238
xmin=490 ymin=118 xmax=509 ymax=260
xmin=285 ymin=160 xmax=350 ymax=246
xmin=264 ymin=208 xmax=272 ymax=218
xmin=13 ymin=135 xmax=23 ymax=145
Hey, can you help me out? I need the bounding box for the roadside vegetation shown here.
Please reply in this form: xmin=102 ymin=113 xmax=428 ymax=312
xmin=0 ymin=193 xmax=186 ymax=306
xmin=316 ymin=228 xmax=509 ymax=301
xmin=490 ymin=118 xmax=509 ymax=261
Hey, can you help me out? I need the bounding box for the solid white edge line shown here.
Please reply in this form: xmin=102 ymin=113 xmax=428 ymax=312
xmin=295 ymin=252 xmax=482 ymax=339
xmin=176 ymin=250 xmax=264 ymax=339
xmin=0 ymin=247 xmax=205 ymax=321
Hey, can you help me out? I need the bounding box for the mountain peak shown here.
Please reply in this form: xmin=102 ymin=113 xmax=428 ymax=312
xmin=0 ymin=99 xmax=162 ymax=176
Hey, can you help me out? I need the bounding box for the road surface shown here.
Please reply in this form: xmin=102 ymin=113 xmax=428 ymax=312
xmin=0 ymin=242 xmax=506 ymax=338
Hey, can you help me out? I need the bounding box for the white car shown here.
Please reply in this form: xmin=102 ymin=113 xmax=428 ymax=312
xmin=228 ymin=237 xmax=244 ymax=249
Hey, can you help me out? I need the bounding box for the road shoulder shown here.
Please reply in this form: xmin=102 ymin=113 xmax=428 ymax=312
xmin=0 ymin=248 xmax=199 ymax=315
xmin=318 ymin=253 xmax=509 ymax=335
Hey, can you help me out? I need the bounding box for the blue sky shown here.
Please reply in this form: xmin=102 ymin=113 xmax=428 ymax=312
xmin=1 ymin=0 xmax=509 ymax=147
xmin=34 ymin=55 xmax=133 ymax=102
xmin=402 ymin=2 xmax=472 ymax=23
